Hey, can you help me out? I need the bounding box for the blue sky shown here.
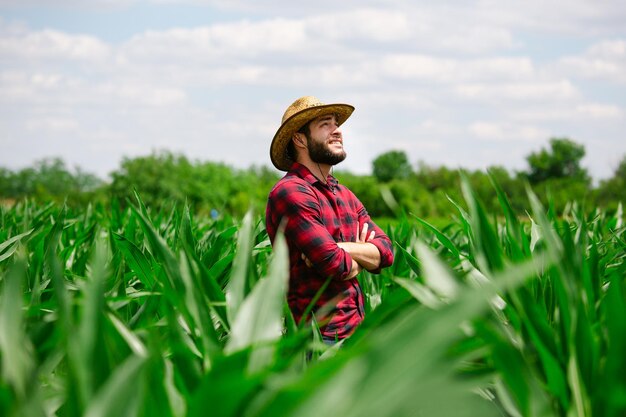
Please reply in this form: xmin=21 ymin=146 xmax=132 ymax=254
xmin=1 ymin=0 xmax=625 ymax=181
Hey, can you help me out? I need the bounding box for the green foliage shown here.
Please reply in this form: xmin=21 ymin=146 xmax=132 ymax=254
xmin=1 ymin=138 xmax=624 ymax=221
xmin=525 ymin=138 xmax=589 ymax=184
xmin=109 ymin=151 xmax=279 ymax=217
xmin=1 ymin=180 xmax=625 ymax=416
xmin=110 ymin=151 xmax=200 ymax=207
xmin=0 ymin=157 xmax=104 ymax=205
xmin=595 ymin=155 xmax=626 ymax=211
xmin=334 ymin=171 xmax=395 ymax=217
xmin=372 ymin=149 xmax=412 ymax=182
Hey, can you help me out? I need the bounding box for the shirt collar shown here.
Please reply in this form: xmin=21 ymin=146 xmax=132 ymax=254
xmin=290 ymin=162 xmax=338 ymax=188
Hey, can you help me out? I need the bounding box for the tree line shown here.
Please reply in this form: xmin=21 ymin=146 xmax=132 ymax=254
xmin=1 ymin=137 xmax=624 ymax=219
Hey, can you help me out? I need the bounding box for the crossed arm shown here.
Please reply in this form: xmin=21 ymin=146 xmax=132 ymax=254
xmin=270 ymin=181 xmax=392 ymax=281
xmin=302 ymin=222 xmax=382 ymax=280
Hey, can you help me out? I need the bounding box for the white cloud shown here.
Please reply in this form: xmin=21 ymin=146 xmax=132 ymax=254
xmin=307 ymin=9 xmax=411 ymax=42
xmin=469 ymin=121 xmax=549 ymax=142
xmin=511 ymin=103 xmax=624 ymax=122
xmin=1 ymin=2 xmax=626 ymax=181
xmin=104 ymin=82 xmax=187 ymax=106
xmin=116 ymin=9 xmax=412 ymax=68
xmin=588 ymin=39 xmax=626 ymax=56
xmin=0 ymin=71 xmax=82 ymax=104
xmin=435 ymin=25 xmax=517 ymax=54
xmin=379 ymin=55 xmax=534 ymax=83
xmin=0 ymin=29 xmax=111 ymax=61
xmin=576 ymin=103 xmax=623 ymax=119
xmin=25 ymin=116 xmax=79 ymax=132
xmin=379 ymin=55 xmax=457 ymax=82
xmin=0 ymin=0 xmax=138 ymax=9
xmin=557 ymin=39 xmax=626 ymax=83
xmin=122 ymin=18 xmax=309 ymax=61
xmin=475 ymin=0 xmax=626 ymax=35
xmin=456 ymin=80 xmax=579 ymax=102
xmin=0 ymin=70 xmax=186 ymax=107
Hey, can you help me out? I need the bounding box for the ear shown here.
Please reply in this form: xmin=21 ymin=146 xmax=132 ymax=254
xmin=292 ymin=132 xmax=307 ymax=149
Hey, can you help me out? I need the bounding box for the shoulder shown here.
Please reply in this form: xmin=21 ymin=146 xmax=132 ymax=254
xmin=336 ymin=182 xmax=356 ymax=196
xmin=269 ymin=175 xmax=315 ymax=200
xmin=335 ymin=182 xmax=359 ymax=201
xmin=268 ymin=176 xmax=321 ymax=215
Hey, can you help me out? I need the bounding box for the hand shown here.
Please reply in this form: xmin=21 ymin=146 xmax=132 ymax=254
xmin=338 ymin=222 xmax=381 ymax=274
xmin=337 ymin=222 xmax=375 ymax=251
xmin=301 ymin=223 xmax=375 ymax=271
xmin=356 ymin=222 xmax=375 ymax=243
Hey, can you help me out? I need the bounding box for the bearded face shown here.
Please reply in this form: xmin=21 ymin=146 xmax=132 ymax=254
xmin=306 ymin=132 xmax=347 ymax=166
xmin=301 ymin=114 xmax=347 ymax=166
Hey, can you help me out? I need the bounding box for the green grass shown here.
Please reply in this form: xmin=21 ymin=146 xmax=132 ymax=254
xmin=1 ymin=179 xmax=625 ymax=417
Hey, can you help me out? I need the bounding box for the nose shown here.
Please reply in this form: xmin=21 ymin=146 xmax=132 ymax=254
xmin=332 ymin=123 xmax=342 ymax=135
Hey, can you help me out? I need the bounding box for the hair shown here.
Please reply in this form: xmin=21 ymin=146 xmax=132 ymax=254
xmin=297 ymin=121 xmax=312 ymax=136
xmin=286 ymin=141 xmax=296 ymax=162
xmin=286 ymin=121 xmax=313 ymax=161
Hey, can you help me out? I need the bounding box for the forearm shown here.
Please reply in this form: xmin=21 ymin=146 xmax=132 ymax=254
xmin=345 ymin=258 xmax=363 ymax=280
xmin=337 ymin=242 xmax=381 ymax=271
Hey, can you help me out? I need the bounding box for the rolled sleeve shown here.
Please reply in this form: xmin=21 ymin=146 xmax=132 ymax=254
xmin=367 ymin=236 xmax=394 ymax=273
xmin=357 ymin=203 xmax=394 ymax=274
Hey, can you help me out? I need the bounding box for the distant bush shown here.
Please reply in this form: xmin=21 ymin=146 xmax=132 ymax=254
xmin=109 ymin=151 xmax=280 ymax=217
xmin=1 ymin=138 xmax=625 ymax=219
xmin=0 ymin=157 xmax=105 ymax=206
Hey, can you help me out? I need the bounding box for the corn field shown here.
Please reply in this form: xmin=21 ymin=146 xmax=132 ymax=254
xmin=1 ymin=177 xmax=625 ymax=417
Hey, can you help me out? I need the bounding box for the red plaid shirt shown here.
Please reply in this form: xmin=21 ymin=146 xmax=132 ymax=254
xmin=265 ymin=163 xmax=394 ymax=340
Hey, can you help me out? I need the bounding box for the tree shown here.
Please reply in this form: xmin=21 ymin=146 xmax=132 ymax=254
xmin=110 ymin=151 xmax=202 ymax=208
xmin=0 ymin=158 xmax=104 ymax=204
xmin=414 ymin=161 xmax=459 ymax=192
xmin=0 ymin=167 xmax=12 ymax=197
xmin=335 ymin=171 xmax=394 ymax=218
xmin=525 ymin=138 xmax=589 ymax=184
xmin=108 ymin=151 xmax=278 ymax=216
xmin=596 ymin=154 xmax=626 ymax=210
xmin=372 ymin=150 xmax=412 ymax=183
xmin=614 ymin=155 xmax=626 ymax=181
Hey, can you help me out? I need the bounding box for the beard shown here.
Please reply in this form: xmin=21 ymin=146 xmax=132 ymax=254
xmin=306 ymin=134 xmax=347 ymax=166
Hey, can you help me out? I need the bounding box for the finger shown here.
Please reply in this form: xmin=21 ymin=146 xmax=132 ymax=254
xmin=360 ymin=223 xmax=369 ymax=242
xmin=368 ymin=230 xmax=375 ymax=241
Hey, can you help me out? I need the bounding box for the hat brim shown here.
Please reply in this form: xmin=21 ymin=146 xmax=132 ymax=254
xmin=270 ymin=103 xmax=354 ymax=171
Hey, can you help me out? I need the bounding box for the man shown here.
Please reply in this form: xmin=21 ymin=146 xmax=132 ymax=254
xmin=265 ymin=96 xmax=394 ymax=343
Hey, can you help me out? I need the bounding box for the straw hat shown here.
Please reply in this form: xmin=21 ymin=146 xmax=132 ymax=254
xmin=270 ymin=96 xmax=354 ymax=171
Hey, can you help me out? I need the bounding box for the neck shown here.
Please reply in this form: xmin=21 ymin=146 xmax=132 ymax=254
xmin=298 ymin=158 xmax=331 ymax=183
